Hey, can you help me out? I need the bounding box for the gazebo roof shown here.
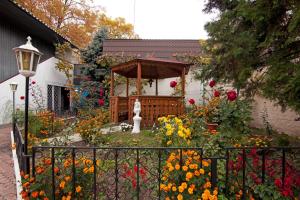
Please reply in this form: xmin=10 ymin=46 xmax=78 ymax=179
xmin=111 ymin=58 xmax=192 ymax=79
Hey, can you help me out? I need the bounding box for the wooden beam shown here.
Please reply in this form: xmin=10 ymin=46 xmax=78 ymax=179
xmin=137 ymin=62 xmax=142 ymax=95
xmin=110 ymin=71 xmax=114 ymax=96
xmin=126 ymin=78 xmax=129 ymax=97
xmin=155 ymin=78 xmax=158 ymax=96
xmin=181 ymin=67 xmax=186 ymax=97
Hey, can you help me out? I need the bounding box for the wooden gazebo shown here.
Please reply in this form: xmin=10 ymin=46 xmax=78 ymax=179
xmin=109 ymin=58 xmax=191 ymax=127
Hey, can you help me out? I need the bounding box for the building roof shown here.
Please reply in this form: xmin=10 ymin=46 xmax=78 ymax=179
xmin=0 ymin=0 xmax=75 ymax=47
xmin=103 ymin=39 xmax=202 ymax=60
xmin=111 ymin=58 xmax=191 ymax=79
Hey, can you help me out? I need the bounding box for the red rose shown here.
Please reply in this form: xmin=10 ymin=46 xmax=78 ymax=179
xmin=170 ymin=81 xmax=177 ymax=88
xmin=209 ymin=80 xmax=216 ymax=87
xmin=31 ymin=80 xmax=36 ymax=85
xmin=98 ymin=99 xmax=105 ymax=106
xmin=214 ymin=90 xmax=220 ymax=97
xmin=188 ymin=98 xmax=195 ymax=105
xmin=227 ymin=90 xmax=237 ymax=101
xmin=20 ymin=96 xmax=25 ymax=100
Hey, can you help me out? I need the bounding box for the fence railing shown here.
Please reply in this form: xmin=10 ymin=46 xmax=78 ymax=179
xmin=28 ymin=145 xmax=300 ymax=200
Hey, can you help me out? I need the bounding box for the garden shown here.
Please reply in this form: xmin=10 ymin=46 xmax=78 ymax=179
xmin=16 ymin=80 xmax=300 ymax=200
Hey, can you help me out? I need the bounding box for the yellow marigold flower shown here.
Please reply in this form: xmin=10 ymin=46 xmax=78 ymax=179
xmin=167 ymin=140 xmax=172 ymax=145
xmin=182 ymin=166 xmax=188 ymax=171
xmin=175 ymin=164 xmax=180 ymax=170
xmin=199 ymin=168 xmax=205 ymax=174
xmin=89 ymin=166 xmax=94 ymax=173
xmin=76 ymin=185 xmax=82 ymax=193
xmin=178 ymin=186 xmax=184 ymax=193
xmin=186 ymin=172 xmax=193 ymax=179
xmin=83 ymin=167 xmax=89 ymax=174
xmin=169 ymin=166 xmax=174 ymax=172
xmin=213 ymin=189 xmax=218 ymax=195
xmin=59 ymin=181 xmax=66 ymax=189
xmin=172 ymin=186 xmax=177 ymax=192
xmin=166 ymin=130 xmax=173 ymax=136
xmin=160 ymin=184 xmax=166 ymax=190
xmin=188 ymin=187 xmax=193 ymax=194
xmin=178 ymin=130 xmax=184 ymax=137
xmin=177 ymin=194 xmax=183 ymax=200
xmin=162 ymin=176 xmax=167 ymax=181
xmin=181 ymin=182 xmax=187 ymax=189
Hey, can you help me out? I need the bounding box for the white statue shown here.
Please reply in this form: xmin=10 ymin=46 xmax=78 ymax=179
xmin=132 ymin=99 xmax=142 ymax=134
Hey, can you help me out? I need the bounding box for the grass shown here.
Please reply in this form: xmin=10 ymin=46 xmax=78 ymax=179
xmin=103 ymin=129 xmax=162 ymax=147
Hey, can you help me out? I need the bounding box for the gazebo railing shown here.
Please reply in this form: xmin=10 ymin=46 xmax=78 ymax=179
xmin=128 ymin=96 xmax=184 ymax=127
xmin=110 ymin=96 xmax=129 ymax=123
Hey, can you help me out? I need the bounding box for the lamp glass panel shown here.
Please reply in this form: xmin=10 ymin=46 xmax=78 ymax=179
xmin=32 ymin=53 xmax=40 ymax=72
xmin=15 ymin=51 xmax=21 ymax=70
xmin=21 ymin=51 xmax=31 ymax=71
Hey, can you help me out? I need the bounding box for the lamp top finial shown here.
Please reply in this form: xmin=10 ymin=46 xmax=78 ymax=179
xmin=26 ymin=36 xmax=32 ymax=44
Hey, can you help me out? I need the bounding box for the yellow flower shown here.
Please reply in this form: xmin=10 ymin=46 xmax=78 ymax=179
xmin=188 ymin=187 xmax=193 ymax=194
xmin=177 ymin=194 xmax=183 ymax=200
xmin=181 ymin=182 xmax=187 ymax=189
xmin=166 ymin=130 xmax=173 ymax=136
xmin=186 ymin=172 xmax=193 ymax=179
xmin=167 ymin=140 xmax=172 ymax=145
xmin=178 ymin=186 xmax=184 ymax=193
xmin=172 ymin=186 xmax=177 ymax=192
xmin=199 ymin=168 xmax=205 ymax=174
xmin=76 ymin=185 xmax=82 ymax=193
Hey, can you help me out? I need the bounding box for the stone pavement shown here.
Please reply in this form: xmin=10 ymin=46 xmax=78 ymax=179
xmin=0 ymin=125 xmax=17 ymax=200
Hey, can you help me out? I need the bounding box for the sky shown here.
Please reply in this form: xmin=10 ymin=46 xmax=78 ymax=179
xmin=94 ymin=0 xmax=217 ymax=39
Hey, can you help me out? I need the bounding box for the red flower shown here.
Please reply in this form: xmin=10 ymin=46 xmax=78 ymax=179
xmin=188 ymin=98 xmax=195 ymax=105
xmin=170 ymin=81 xmax=177 ymax=88
xmin=31 ymin=80 xmax=36 ymax=85
xmin=209 ymin=80 xmax=216 ymax=87
xmin=227 ymin=90 xmax=237 ymax=101
xmin=274 ymin=178 xmax=282 ymax=187
xmin=98 ymin=99 xmax=105 ymax=106
xmin=214 ymin=90 xmax=220 ymax=97
xmin=20 ymin=96 xmax=25 ymax=100
xmin=99 ymin=88 xmax=104 ymax=97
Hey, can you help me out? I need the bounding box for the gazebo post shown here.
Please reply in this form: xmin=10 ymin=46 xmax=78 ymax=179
xmin=137 ymin=62 xmax=142 ymax=95
xmin=110 ymin=70 xmax=114 ymax=96
xmin=126 ymin=78 xmax=129 ymax=97
xmin=155 ymin=78 xmax=158 ymax=96
xmin=181 ymin=67 xmax=186 ymax=97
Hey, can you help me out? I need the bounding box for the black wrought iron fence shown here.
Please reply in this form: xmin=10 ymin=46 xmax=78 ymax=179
xmin=27 ymin=146 xmax=300 ymax=200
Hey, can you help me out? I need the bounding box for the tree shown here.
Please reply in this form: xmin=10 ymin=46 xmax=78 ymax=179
xmin=201 ymin=0 xmax=300 ymax=113
xmin=16 ymin=0 xmax=137 ymax=48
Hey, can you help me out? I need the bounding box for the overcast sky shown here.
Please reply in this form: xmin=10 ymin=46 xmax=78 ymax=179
xmin=94 ymin=0 xmax=217 ymax=39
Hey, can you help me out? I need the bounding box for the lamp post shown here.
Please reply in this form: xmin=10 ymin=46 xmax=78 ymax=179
xmin=10 ymin=82 xmax=18 ymax=133
xmin=13 ymin=36 xmax=42 ymax=174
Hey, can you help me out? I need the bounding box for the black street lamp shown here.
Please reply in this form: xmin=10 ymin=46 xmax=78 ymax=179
xmin=13 ymin=36 xmax=42 ymax=174
xmin=9 ymin=82 xmax=18 ymax=133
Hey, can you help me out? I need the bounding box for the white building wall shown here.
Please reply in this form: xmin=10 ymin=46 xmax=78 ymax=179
xmin=0 ymin=57 xmax=68 ymax=124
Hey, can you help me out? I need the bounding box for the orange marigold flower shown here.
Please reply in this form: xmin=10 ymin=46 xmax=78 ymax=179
xmin=20 ymin=191 xmax=28 ymax=198
xmin=188 ymin=187 xmax=193 ymax=194
xmin=64 ymin=176 xmax=71 ymax=182
xmin=24 ymin=174 xmax=29 ymax=179
xmin=175 ymin=164 xmax=180 ymax=170
xmin=39 ymin=190 xmax=45 ymax=196
xmin=59 ymin=181 xmax=66 ymax=189
xmin=44 ymin=159 xmax=51 ymax=165
xmin=186 ymin=172 xmax=193 ymax=179
xmin=177 ymin=194 xmax=183 ymax=200
xmin=31 ymin=191 xmax=39 ymax=198
xmin=182 ymin=166 xmax=188 ymax=171
xmin=22 ymin=182 xmax=30 ymax=188
xmin=43 ymin=198 xmax=49 ymax=200
xmin=54 ymin=167 xmax=59 ymax=174
xmin=76 ymin=185 xmax=82 ymax=193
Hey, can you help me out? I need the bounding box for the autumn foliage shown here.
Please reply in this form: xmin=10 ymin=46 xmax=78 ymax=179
xmin=16 ymin=0 xmax=137 ymax=48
